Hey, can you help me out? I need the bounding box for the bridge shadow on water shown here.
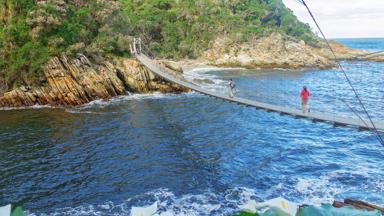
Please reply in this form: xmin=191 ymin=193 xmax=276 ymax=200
xmin=0 ymin=58 xmax=383 ymax=215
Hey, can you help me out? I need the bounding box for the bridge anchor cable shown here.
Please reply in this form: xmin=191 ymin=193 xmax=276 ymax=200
xmin=297 ymin=0 xmax=384 ymax=146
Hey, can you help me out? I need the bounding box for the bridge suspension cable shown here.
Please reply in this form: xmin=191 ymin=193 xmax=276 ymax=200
xmin=131 ymin=22 xmax=384 ymax=144
xmin=295 ymin=0 xmax=384 ymax=146
xmin=132 ymin=41 xmax=384 ymax=133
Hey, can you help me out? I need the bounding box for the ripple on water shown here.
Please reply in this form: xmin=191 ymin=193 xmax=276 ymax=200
xmin=1 ymin=52 xmax=384 ymax=215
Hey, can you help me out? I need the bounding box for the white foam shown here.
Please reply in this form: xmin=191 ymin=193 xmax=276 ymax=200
xmin=64 ymin=109 xmax=101 ymax=114
xmin=295 ymin=177 xmax=343 ymax=205
xmin=183 ymin=67 xmax=237 ymax=93
xmin=294 ymin=168 xmax=382 ymax=205
xmin=185 ymin=66 xmax=245 ymax=74
xmin=26 ymin=187 xmax=257 ymax=216
xmin=25 ymin=178 xmax=384 ymax=216
xmin=0 ymin=104 xmax=54 ymax=111
xmin=0 ymin=92 xmax=202 ymax=112
xmin=2 ymin=66 xmax=235 ymax=112
xmin=73 ymin=92 xmax=200 ymax=110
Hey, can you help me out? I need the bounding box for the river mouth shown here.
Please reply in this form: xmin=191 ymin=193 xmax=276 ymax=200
xmin=1 ymin=56 xmax=384 ymax=215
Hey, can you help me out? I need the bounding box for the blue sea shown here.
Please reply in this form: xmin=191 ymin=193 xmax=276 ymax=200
xmin=335 ymin=38 xmax=384 ymax=51
xmin=0 ymin=38 xmax=383 ymax=215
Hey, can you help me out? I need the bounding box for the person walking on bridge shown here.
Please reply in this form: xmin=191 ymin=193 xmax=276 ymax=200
xmin=300 ymin=86 xmax=310 ymax=113
xmin=228 ymin=79 xmax=235 ymax=98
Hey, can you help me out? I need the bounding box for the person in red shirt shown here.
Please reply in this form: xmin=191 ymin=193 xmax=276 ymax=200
xmin=300 ymin=86 xmax=310 ymax=113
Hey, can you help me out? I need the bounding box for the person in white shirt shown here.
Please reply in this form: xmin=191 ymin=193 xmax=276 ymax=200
xmin=228 ymin=79 xmax=235 ymax=98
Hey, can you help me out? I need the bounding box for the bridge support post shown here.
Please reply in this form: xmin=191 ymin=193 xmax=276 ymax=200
xmin=133 ymin=38 xmax=138 ymax=54
xmin=138 ymin=38 xmax=142 ymax=54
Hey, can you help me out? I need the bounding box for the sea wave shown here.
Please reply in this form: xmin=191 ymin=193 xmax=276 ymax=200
xmin=183 ymin=67 xmax=234 ymax=93
xmin=0 ymin=92 xmax=201 ymax=113
xmin=75 ymin=92 xmax=201 ymax=110
xmin=0 ymin=104 xmax=55 ymax=111
xmin=0 ymin=67 xmax=234 ymax=112
xmin=25 ymin=187 xmax=257 ymax=216
xmin=25 ymin=174 xmax=384 ymax=216
xmin=294 ymin=169 xmax=384 ymax=205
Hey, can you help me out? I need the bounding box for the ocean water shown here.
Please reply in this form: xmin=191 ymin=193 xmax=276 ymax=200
xmin=0 ymin=39 xmax=384 ymax=216
xmin=335 ymin=38 xmax=384 ymax=52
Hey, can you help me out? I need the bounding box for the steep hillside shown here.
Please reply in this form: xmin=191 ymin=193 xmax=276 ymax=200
xmin=0 ymin=0 xmax=132 ymax=93
xmin=0 ymin=0 xmax=317 ymax=92
xmin=120 ymin=0 xmax=318 ymax=57
xmin=1 ymin=0 xmax=375 ymax=107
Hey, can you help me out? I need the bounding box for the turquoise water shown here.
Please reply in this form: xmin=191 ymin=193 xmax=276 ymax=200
xmin=0 ymin=39 xmax=383 ymax=215
xmin=335 ymin=38 xmax=384 ymax=51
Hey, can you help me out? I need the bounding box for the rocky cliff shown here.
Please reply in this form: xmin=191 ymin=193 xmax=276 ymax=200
xmin=202 ymin=33 xmax=383 ymax=69
xmin=1 ymin=33 xmax=382 ymax=108
xmin=0 ymin=55 xmax=187 ymax=107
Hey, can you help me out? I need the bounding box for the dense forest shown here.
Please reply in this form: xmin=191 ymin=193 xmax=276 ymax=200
xmin=0 ymin=0 xmax=317 ymax=92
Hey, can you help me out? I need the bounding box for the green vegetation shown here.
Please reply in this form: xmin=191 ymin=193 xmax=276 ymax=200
xmin=0 ymin=0 xmax=130 ymax=90
xmin=233 ymin=211 xmax=260 ymax=216
xmin=0 ymin=0 xmax=317 ymax=92
xmin=120 ymin=0 xmax=318 ymax=58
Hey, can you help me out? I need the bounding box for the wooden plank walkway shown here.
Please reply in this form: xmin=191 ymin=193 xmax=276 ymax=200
xmin=136 ymin=53 xmax=384 ymax=132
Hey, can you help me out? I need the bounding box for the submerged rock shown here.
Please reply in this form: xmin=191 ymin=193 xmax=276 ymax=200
xmin=193 ymin=78 xmax=215 ymax=84
xmin=161 ymin=60 xmax=183 ymax=73
xmin=0 ymin=55 xmax=188 ymax=107
xmin=333 ymin=199 xmax=384 ymax=214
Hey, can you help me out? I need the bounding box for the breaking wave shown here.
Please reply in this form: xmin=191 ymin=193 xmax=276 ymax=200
xmin=25 ymin=187 xmax=257 ymax=216
xmin=0 ymin=104 xmax=54 ymax=111
xmin=75 ymin=92 xmax=200 ymax=110
xmin=25 ymin=167 xmax=384 ymax=216
xmin=183 ymin=67 xmax=242 ymax=93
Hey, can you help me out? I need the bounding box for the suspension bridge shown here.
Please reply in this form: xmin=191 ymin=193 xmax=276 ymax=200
xmin=132 ymin=50 xmax=384 ymax=132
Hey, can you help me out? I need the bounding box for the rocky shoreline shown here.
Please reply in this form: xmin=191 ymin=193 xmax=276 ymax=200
xmin=0 ymin=55 xmax=188 ymax=108
xmin=235 ymin=198 xmax=384 ymax=216
xmin=1 ymin=34 xmax=382 ymax=108
xmin=200 ymin=33 xmax=383 ymax=69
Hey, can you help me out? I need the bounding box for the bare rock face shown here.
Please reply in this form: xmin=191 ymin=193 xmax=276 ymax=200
xmin=202 ymin=33 xmax=382 ymax=69
xmin=316 ymin=42 xmax=384 ymax=62
xmin=0 ymin=55 xmax=188 ymax=107
xmin=203 ymin=33 xmax=333 ymax=69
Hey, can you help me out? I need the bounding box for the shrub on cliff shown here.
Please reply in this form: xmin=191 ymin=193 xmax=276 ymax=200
xmin=0 ymin=0 xmax=318 ymax=92
xmin=0 ymin=0 xmax=131 ymax=91
xmin=119 ymin=0 xmax=318 ymax=58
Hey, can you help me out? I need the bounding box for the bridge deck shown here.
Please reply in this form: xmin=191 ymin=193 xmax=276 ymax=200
xmin=136 ymin=54 xmax=384 ymax=132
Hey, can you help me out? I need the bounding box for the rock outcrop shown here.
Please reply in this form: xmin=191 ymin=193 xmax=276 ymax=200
xmin=203 ymin=33 xmax=330 ymax=69
xmin=316 ymin=42 xmax=384 ymax=62
xmin=1 ymin=33 xmax=382 ymax=108
xmin=0 ymin=55 xmax=188 ymax=107
xmin=202 ymin=33 xmax=383 ymax=69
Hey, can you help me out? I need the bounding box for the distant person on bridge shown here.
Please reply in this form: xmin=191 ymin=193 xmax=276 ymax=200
xmin=228 ymin=79 xmax=235 ymax=98
xmin=300 ymin=86 xmax=310 ymax=113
